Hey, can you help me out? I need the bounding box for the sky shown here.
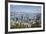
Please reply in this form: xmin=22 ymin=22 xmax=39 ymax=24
xmin=10 ymin=5 xmax=41 ymax=13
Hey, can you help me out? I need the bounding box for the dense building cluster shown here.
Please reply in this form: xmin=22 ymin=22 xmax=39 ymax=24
xmin=10 ymin=12 xmax=41 ymax=28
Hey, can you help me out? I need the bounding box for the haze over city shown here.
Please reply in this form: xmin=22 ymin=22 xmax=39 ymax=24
xmin=10 ymin=5 xmax=41 ymax=13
